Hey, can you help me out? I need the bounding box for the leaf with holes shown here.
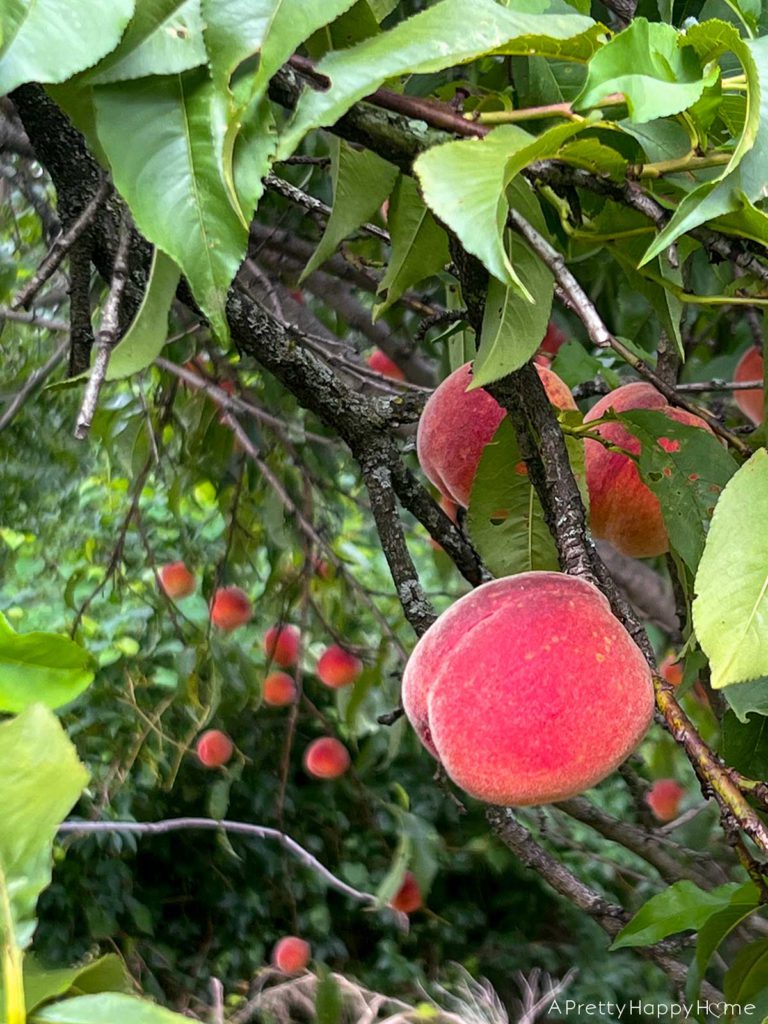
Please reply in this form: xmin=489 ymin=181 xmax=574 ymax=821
xmin=617 ymin=409 xmax=738 ymax=574
xmin=693 ymin=449 xmax=768 ymax=689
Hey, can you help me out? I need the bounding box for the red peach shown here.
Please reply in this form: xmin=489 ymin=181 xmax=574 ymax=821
xmin=264 ymin=624 xmax=301 ymax=667
xmin=316 ymin=645 xmax=363 ymax=688
xmin=646 ymin=779 xmax=685 ymax=822
xmin=158 ymin=562 xmax=195 ymax=600
xmin=367 ymin=349 xmax=406 ymax=382
xmin=390 ymin=871 xmax=422 ymax=913
xmin=540 ymin=321 xmax=567 ymax=358
xmin=196 ymin=729 xmax=234 ymax=768
xmin=416 ymin=361 xmax=576 ymax=507
xmin=272 ymin=936 xmax=311 ymax=973
xmin=304 ymin=737 xmax=351 ymax=779
xmin=734 ymin=345 xmax=764 ymax=425
xmin=402 ymin=572 xmax=654 ymax=805
xmin=584 ymin=382 xmax=711 ymax=558
xmin=263 ymin=671 xmax=297 ymax=707
xmin=210 ymin=587 xmax=252 ymax=631
xmin=660 ymin=652 xmax=684 ymax=688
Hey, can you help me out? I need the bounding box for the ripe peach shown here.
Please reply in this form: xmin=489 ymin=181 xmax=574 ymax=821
xmin=210 ymin=587 xmax=252 ymax=631
xmin=540 ymin=321 xmax=567 ymax=358
xmin=417 ymin=361 xmax=576 ymax=507
xmin=646 ymin=779 xmax=685 ymax=822
xmin=316 ymin=645 xmax=363 ymax=688
xmin=402 ymin=572 xmax=653 ymax=806
xmin=196 ymin=729 xmax=234 ymax=768
xmin=264 ymin=624 xmax=300 ymax=667
xmin=367 ymin=348 xmax=406 ymax=381
xmin=734 ymin=345 xmax=764 ymax=425
xmin=390 ymin=871 xmax=422 ymax=913
xmin=659 ymin=652 xmax=684 ymax=688
xmin=158 ymin=562 xmax=195 ymax=599
xmin=304 ymin=737 xmax=350 ymax=779
xmin=584 ymin=382 xmax=711 ymax=558
xmin=272 ymin=936 xmax=311 ymax=973
xmin=263 ymin=671 xmax=297 ymax=707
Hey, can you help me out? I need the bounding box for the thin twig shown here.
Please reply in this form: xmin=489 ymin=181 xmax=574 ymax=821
xmin=0 ymin=339 xmax=68 ymax=432
xmin=74 ymin=216 xmax=131 ymax=439
xmin=58 ymin=817 xmax=378 ymax=906
xmin=12 ymin=178 xmax=109 ymax=311
xmin=265 ymin=172 xmax=390 ymax=243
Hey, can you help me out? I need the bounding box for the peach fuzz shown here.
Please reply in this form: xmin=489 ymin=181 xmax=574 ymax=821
xmin=367 ymin=348 xmax=405 ymax=381
xmin=584 ymin=382 xmax=711 ymax=559
xmin=402 ymin=572 xmax=654 ymax=806
xmin=390 ymin=871 xmax=422 ymax=913
xmin=263 ymin=671 xmax=297 ymax=707
xmin=264 ymin=623 xmax=301 ymax=667
xmin=317 ymin=645 xmax=363 ymax=688
xmin=734 ymin=345 xmax=764 ymax=425
xmin=646 ymin=779 xmax=685 ymax=822
xmin=304 ymin=737 xmax=351 ymax=779
xmin=416 ymin=361 xmax=576 ymax=507
xmin=272 ymin=936 xmax=311 ymax=973
xmin=158 ymin=562 xmax=195 ymax=600
xmin=196 ymin=730 xmax=234 ymax=768
xmin=210 ymin=586 xmax=252 ymax=631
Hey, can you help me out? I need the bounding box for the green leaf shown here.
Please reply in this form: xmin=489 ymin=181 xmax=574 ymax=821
xmin=32 ymin=993 xmax=190 ymax=1023
xmin=0 ymin=613 xmax=94 ymax=714
xmin=611 ymin=880 xmax=743 ymax=950
xmin=721 ymin=711 xmax=768 ymax=779
xmin=723 ymin=678 xmax=768 ymax=723
xmin=693 ymin=449 xmax=768 ymax=689
xmin=202 ymin=0 xmax=357 ymax=100
xmin=416 ymin=121 xmax=591 ymax=297
xmin=277 ymin=0 xmax=598 ymax=158
xmin=685 ymin=884 xmax=760 ymax=1000
xmin=373 ymin=175 xmax=449 ymax=319
xmin=551 ymin=340 xmax=620 ymax=390
xmin=301 ymin=138 xmax=398 ymax=280
xmin=0 ymin=705 xmax=88 ymax=950
xmin=107 ymin=250 xmax=180 ymax=380
xmin=725 ymin=939 xmax=768 ymax=1002
xmin=315 ymin=968 xmax=344 ymax=1024
xmin=83 ymin=0 xmax=207 ymax=84
xmin=21 ymin=956 xmax=128 ymax=1013
xmin=94 ymin=70 xmax=249 ymax=343
xmin=642 ymin=24 xmax=768 ymax=265
xmin=0 ymin=0 xmax=135 ymax=95
xmin=617 ymin=409 xmax=738 ymax=574
xmin=468 ymin=418 xmax=559 ymax=577
xmin=576 ymin=19 xmax=718 ymax=123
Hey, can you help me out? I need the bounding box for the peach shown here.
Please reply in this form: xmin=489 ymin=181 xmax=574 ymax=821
xmin=402 ymin=572 xmax=654 ymax=806
xmin=272 ymin=936 xmax=311 ymax=973
xmin=210 ymin=586 xmax=252 ymax=631
xmin=196 ymin=729 xmax=234 ymax=768
xmin=264 ymin=624 xmax=300 ymax=667
xmin=646 ymin=779 xmax=685 ymax=822
xmin=660 ymin=652 xmax=684 ymax=688
xmin=417 ymin=361 xmax=576 ymax=507
xmin=316 ymin=645 xmax=363 ymax=688
xmin=540 ymin=321 xmax=567 ymax=358
xmin=263 ymin=671 xmax=297 ymax=707
xmin=367 ymin=348 xmax=405 ymax=381
xmin=304 ymin=737 xmax=350 ymax=779
xmin=158 ymin=562 xmax=195 ymax=599
xmin=734 ymin=345 xmax=764 ymax=425
xmin=584 ymin=382 xmax=711 ymax=558
xmin=390 ymin=871 xmax=422 ymax=913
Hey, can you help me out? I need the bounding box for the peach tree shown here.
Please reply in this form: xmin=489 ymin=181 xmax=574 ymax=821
xmin=2 ymin=0 xmax=768 ymax=1018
